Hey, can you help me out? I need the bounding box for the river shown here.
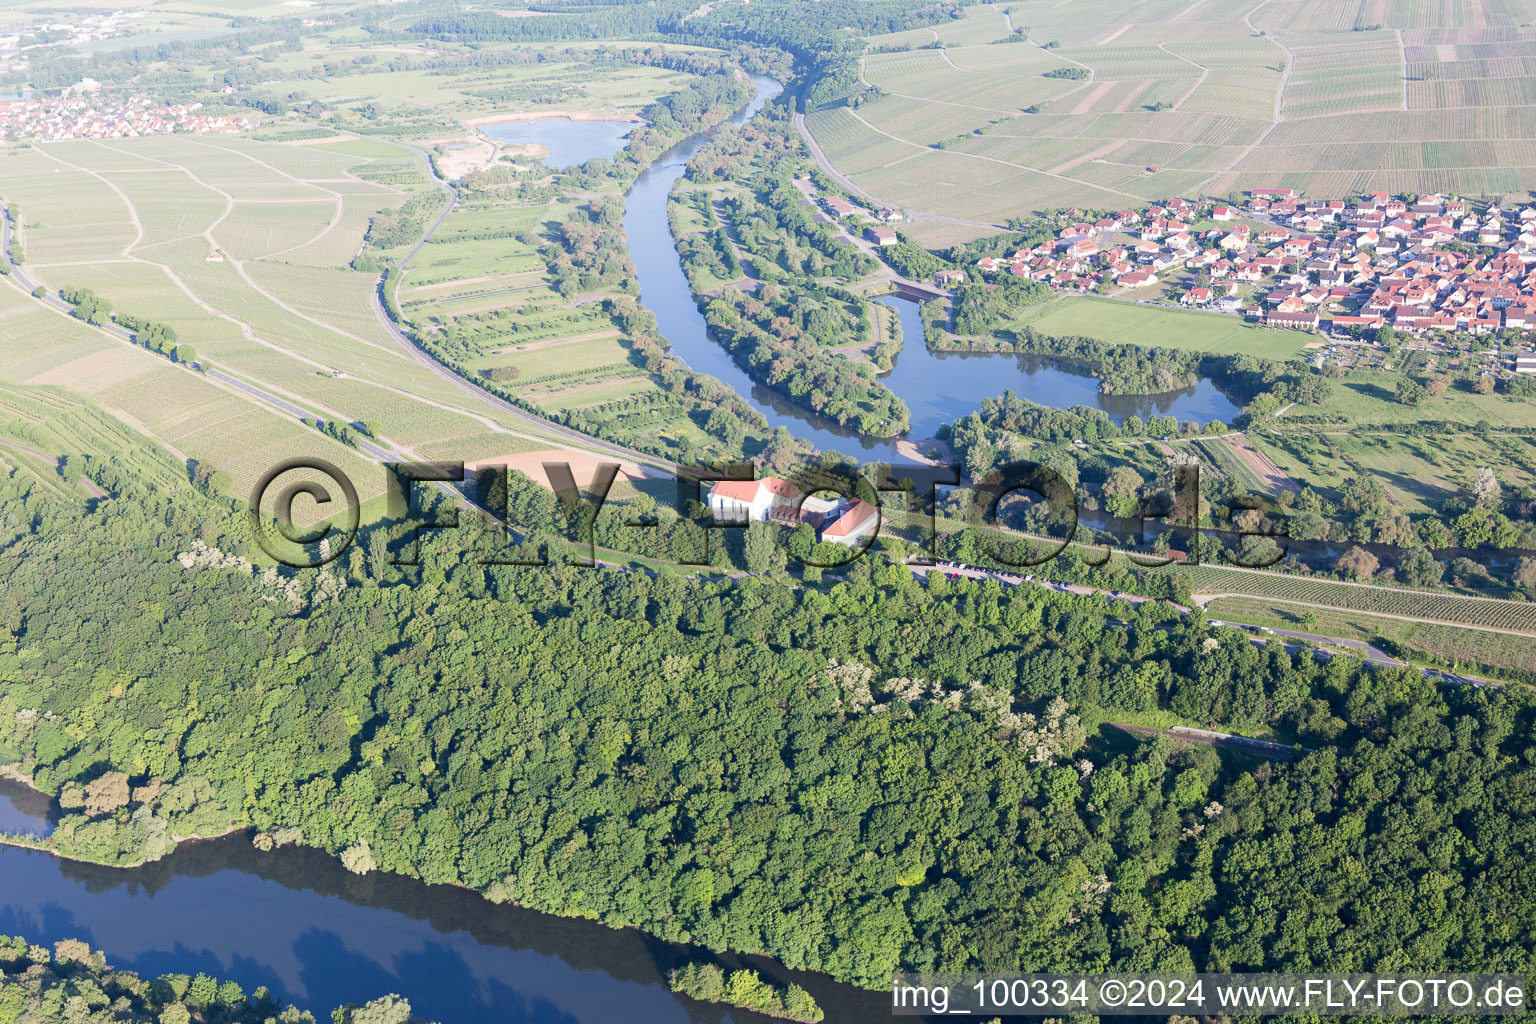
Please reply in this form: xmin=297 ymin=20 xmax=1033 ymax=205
xmin=0 ymin=79 xmax=1230 ymax=1024
xmin=0 ymin=787 xmax=895 ymax=1024
xmin=0 ymin=80 xmax=904 ymax=1024
xmin=620 ymin=76 xmax=1239 ymax=463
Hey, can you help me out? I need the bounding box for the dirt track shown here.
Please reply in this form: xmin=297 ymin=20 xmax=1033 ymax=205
xmin=1224 ymin=435 xmax=1299 ymax=494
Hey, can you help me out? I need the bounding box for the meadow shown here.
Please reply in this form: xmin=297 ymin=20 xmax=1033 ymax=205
xmin=1006 ymin=296 xmax=1308 ymax=358
xmin=1289 ymin=370 xmax=1536 ymax=428
xmin=1254 ymin=431 xmax=1536 ymax=513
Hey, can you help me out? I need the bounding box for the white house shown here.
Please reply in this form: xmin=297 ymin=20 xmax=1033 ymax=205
xmin=819 ymin=499 xmax=880 ymax=547
xmin=708 ymin=478 xmax=879 ymax=545
xmin=708 ymin=477 xmax=804 ymax=523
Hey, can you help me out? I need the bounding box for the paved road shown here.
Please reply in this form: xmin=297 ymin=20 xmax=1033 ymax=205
xmin=914 ymin=558 xmax=1496 ymax=689
xmin=4 ymin=208 xmax=412 ymax=469
xmin=368 ymin=141 xmax=673 ymax=475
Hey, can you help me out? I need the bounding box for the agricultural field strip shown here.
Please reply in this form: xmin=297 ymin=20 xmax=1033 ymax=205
xmin=861 ymin=42 xmax=1098 ymax=115
xmin=0 ymin=266 xmax=562 ymax=486
xmin=1202 ymin=596 xmax=1536 ymax=679
xmin=1196 ymin=590 xmax=1535 ymax=638
xmin=70 ymin=139 xmax=409 ymax=360
xmin=1187 ymin=564 xmax=1536 ymax=633
xmin=839 ymin=107 xmax=1144 ymax=200
xmin=1192 ymin=6 xmax=1294 ymax=191
xmin=19 ymin=149 xmax=564 ymax=454
xmin=1155 ymin=41 xmax=1211 ymax=110
xmin=852 ymin=18 xmax=1337 ymax=204
xmin=0 ymin=270 xmax=380 ymax=479
xmin=923 ymin=506 xmax=1536 ymax=638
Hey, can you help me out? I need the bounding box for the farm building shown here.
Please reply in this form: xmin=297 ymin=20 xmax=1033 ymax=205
xmin=823 ymin=197 xmax=857 ymax=219
xmin=866 ymin=225 xmax=898 ymax=247
xmin=819 ymin=499 xmax=879 ymax=548
xmin=708 ymin=479 xmax=880 ymax=546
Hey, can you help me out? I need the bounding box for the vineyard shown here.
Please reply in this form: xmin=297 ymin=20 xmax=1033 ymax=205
xmin=822 ymin=0 xmax=1536 ymax=214
xmin=1204 ymin=596 xmax=1536 ymax=681
xmin=1193 ymin=437 xmax=1267 ymax=493
xmin=1184 ymin=564 xmax=1536 ymax=633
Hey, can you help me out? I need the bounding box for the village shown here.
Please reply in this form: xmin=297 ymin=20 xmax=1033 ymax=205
xmin=819 ymin=187 xmax=1536 ymax=376
xmin=0 ymin=91 xmax=258 ymax=141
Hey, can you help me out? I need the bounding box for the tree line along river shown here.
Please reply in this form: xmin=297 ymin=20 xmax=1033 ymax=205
xmin=0 ymin=75 xmax=1238 ymax=1024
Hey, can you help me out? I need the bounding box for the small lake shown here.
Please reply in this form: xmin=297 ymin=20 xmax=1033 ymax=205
xmin=483 ymin=117 xmax=634 ymax=168
xmin=618 ymin=77 xmax=1240 ymax=464
xmin=875 ymin=297 xmax=1242 ymax=437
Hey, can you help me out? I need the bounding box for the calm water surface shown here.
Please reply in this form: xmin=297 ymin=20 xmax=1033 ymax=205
xmin=1 ymin=80 xmax=1231 ymax=1024
xmin=0 ymin=780 xmax=893 ymax=1024
xmin=483 ymin=118 xmax=634 ymax=167
xmin=620 ymin=78 xmax=1239 ymax=463
xmin=0 ymin=777 xmax=53 ymax=837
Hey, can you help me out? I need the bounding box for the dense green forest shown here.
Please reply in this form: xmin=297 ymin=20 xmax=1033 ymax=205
xmin=700 ymin=285 xmax=909 ymax=436
xmin=3 ymin=461 xmax=1536 ymax=993
xmin=672 ymin=109 xmax=906 ymax=436
xmin=0 ymin=935 xmax=427 ymax=1024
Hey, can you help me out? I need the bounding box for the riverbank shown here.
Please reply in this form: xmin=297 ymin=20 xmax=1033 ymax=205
xmin=0 ymin=812 xmax=894 ymax=1024
xmin=465 ymin=109 xmax=645 ymax=127
xmin=0 ymin=767 xmax=885 ymax=1023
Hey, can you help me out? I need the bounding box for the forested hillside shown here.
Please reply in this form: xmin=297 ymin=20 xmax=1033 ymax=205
xmin=2 ymin=464 xmax=1535 ymax=990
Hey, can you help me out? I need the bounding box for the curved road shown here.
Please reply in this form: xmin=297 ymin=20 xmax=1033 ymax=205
xmin=369 ymin=141 xmax=672 ymax=474
xmin=915 ymin=559 xmax=1495 ymax=688
xmin=3 ymin=207 xmax=403 ymax=465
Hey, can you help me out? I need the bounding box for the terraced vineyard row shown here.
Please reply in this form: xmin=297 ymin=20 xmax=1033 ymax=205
xmin=1184 ymin=564 xmax=1536 ymax=633
xmin=1204 ymin=596 xmax=1536 ymax=680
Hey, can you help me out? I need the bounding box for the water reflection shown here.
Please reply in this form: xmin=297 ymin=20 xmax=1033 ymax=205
xmin=874 ymin=298 xmax=1241 ymax=437
xmin=482 ymin=118 xmax=634 ymax=167
xmin=0 ymin=838 xmax=895 ymax=1024
xmin=0 ymin=775 xmax=53 ymax=837
xmin=619 ymin=77 xmax=1239 ymax=463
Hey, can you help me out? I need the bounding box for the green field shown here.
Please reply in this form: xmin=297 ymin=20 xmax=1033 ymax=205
xmin=1294 ymin=371 xmax=1536 ymax=429
xmin=1009 ymin=296 xmax=1307 ymax=358
xmin=252 ymin=47 xmax=702 ymax=124
xmin=0 ymin=130 xmax=583 ymax=496
xmin=1255 ymin=432 xmax=1536 ymax=513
